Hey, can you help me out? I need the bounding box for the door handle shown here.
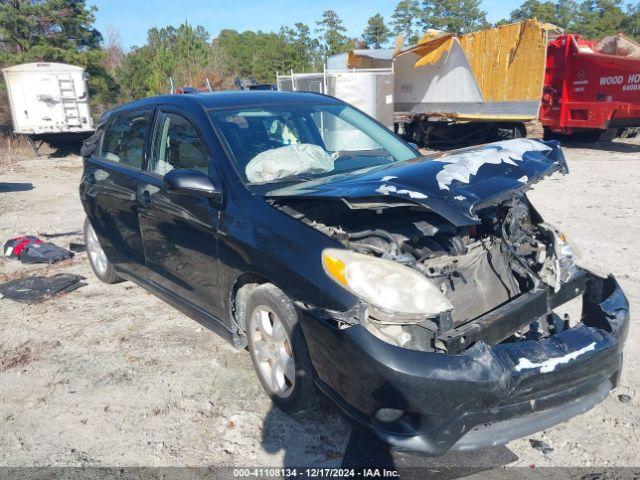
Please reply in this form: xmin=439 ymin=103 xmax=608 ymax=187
xmin=138 ymin=190 xmax=151 ymax=208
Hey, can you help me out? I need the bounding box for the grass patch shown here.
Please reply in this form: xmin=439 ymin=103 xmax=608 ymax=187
xmin=0 ymin=132 xmax=33 ymax=166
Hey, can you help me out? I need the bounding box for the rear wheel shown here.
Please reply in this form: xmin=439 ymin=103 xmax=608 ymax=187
xmin=84 ymin=217 xmax=122 ymax=284
xmin=246 ymin=284 xmax=322 ymax=414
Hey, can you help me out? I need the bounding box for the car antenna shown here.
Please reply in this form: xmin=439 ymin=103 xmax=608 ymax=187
xmin=169 ymin=76 xmax=175 ymax=95
xmin=205 ymin=77 xmax=212 ymax=92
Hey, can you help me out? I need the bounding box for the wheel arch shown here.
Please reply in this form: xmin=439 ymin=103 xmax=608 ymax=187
xmin=229 ymin=271 xmax=278 ymax=336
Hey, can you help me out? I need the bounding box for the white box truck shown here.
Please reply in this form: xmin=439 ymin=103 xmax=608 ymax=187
xmin=2 ymin=62 xmax=94 ymax=152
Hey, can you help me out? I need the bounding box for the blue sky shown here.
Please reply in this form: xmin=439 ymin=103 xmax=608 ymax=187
xmin=91 ymin=0 xmax=514 ymax=49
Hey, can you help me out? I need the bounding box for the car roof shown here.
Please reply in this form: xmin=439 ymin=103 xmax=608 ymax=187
xmin=108 ymin=90 xmax=343 ymax=116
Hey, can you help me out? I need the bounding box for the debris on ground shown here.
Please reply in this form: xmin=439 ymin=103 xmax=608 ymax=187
xmin=68 ymin=242 xmax=86 ymax=253
xmin=38 ymin=230 xmax=81 ymax=239
xmin=4 ymin=235 xmax=73 ymax=264
xmin=618 ymin=393 xmax=632 ymax=403
xmin=529 ymin=439 xmax=554 ymax=454
xmin=0 ymin=273 xmax=86 ymax=303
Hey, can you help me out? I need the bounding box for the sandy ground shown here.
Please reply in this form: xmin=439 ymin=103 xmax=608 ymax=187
xmin=0 ymin=139 xmax=638 ymax=471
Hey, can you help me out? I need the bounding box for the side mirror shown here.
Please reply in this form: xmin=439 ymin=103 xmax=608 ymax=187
xmin=163 ymin=169 xmax=221 ymax=200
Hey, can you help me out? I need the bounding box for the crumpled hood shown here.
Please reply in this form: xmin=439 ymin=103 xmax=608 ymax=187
xmin=266 ymin=139 xmax=567 ymax=226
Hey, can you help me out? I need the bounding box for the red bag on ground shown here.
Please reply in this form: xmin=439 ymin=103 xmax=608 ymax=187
xmin=3 ymin=236 xmax=73 ymax=264
xmin=3 ymin=236 xmax=42 ymax=258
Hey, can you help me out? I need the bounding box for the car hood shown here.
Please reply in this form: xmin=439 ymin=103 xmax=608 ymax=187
xmin=265 ymin=139 xmax=567 ymax=226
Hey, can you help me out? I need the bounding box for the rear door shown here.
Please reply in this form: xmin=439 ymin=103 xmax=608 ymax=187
xmin=81 ymin=106 xmax=154 ymax=277
xmin=137 ymin=107 xmax=222 ymax=316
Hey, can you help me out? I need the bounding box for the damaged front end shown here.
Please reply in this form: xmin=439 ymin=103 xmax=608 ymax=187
xmin=267 ymin=139 xmax=630 ymax=453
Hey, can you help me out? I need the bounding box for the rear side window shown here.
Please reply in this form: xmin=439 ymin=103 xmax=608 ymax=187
xmin=149 ymin=112 xmax=209 ymax=175
xmin=100 ymin=109 xmax=152 ymax=169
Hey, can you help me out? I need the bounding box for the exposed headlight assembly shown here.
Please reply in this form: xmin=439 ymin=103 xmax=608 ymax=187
xmin=539 ymin=223 xmax=580 ymax=289
xmin=322 ymin=248 xmax=453 ymax=322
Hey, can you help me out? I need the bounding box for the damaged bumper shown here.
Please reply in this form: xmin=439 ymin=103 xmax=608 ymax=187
xmin=299 ymin=271 xmax=629 ymax=455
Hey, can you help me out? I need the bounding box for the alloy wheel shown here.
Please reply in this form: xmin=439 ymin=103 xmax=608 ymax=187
xmin=86 ymin=223 xmax=108 ymax=276
xmin=249 ymin=305 xmax=296 ymax=398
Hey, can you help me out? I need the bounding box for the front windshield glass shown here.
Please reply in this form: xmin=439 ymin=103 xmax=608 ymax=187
xmin=209 ymin=103 xmax=418 ymax=187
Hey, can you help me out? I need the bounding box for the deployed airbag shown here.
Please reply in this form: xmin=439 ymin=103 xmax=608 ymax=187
xmin=245 ymin=144 xmax=336 ymax=183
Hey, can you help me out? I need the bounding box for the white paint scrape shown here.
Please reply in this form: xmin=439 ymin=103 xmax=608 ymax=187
xmin=435 ymin=139 xmax=552 ymax=191
xmin=514 ymin=342 xmax=597 ymax=374
xmin=375 ymin=184 xmax=428 ymax=199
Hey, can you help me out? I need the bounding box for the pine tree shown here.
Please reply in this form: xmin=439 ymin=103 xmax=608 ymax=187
xmin=577 ymin=0 xmax=627 ymax=39
xmin=622 ymin=2 xmax=640 ymax=39
xmin=362 ymin=14 xmax=391 ymax=48
xmin=391 ymin=0 xmax=421 ymax=44
xmin=421 ymin=0 xmax=489 ymax=34
xmin=509 ymin=0 xmax=558 ymax=24
xmin=315 ymin=10 xmax=351 ymax=57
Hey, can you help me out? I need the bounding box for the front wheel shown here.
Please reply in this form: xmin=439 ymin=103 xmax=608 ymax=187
xmin=83 ymin=217 xmax=122 ymax=284
xmin=246 ymin=284 xmax=322 ymax=414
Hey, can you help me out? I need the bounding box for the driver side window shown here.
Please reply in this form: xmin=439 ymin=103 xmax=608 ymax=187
xmin=149 ymin=112 xmax=209 ymax=175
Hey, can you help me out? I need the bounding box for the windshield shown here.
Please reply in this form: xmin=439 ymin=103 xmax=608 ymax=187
xmin=209 ymin=103 xmax=418 ymax=187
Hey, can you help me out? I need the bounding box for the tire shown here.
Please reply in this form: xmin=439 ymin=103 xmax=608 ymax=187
xmin=83 ymin=217 xmax=122 ymax=284
xmin=246 ymin=283 xmax=322 ymax=414
xmin=496 ymin=123 xmax=525 ymax=141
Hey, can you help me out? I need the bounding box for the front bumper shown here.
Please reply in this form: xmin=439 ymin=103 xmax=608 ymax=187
xmin=299 ymin=271 xmax=629 ymax=455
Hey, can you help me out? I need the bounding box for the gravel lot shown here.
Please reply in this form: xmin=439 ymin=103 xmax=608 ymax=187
xmin=0 ymin=139 xmax=638 ymax=472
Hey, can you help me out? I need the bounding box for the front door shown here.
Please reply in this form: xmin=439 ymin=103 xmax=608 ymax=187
xmin=137 ymin=109 xmax=222 ymax=316
xmin=82 ymin=106 xmax=153 ymax=277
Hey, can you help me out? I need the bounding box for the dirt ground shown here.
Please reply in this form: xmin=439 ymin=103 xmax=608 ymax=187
xmin=0 ymin=139 xmax=638 ymax=471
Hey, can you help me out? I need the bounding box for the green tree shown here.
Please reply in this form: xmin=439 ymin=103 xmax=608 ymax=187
xmin=421 ymin=0 xmax=489 ymax=34
xmin=622 ymin=2 xmax=640 ymax=39
xmin=315 ymin=10 xmax=351 ymax=57
xmin=555 ymin=0 xmax=579 ymax=29
xmin=391 ymin=0 xmax=421 ymax=44
xmin=115 ymin=46 xmax=152 ymax=100
xmin=508 ymin=0 xmax=558 ymax=23
xmin=577 ymin=0 xmax=627 ymax=39
xmin=498 ymin=0 xmax=640 ymax=40
xmin=280 ymin=23 xmax=322 ymax=71
xmin=117 ymin=22 xmax=214 ymax=98
xmin=214 ymin=28 xmax=316 ymax=84
xmin=0 ymin=0 xmax=117 ymax=106
xmin=362 ymin=13 xmax=391 ymax=48
xmin=174 ymin=23 xmax=210 ymax=87
xmin=503 ymin=0 xmax=578 ymax=30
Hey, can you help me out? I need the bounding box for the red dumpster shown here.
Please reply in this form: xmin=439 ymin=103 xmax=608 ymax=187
xmin=540 ymin=33 xmax=640 ymax=138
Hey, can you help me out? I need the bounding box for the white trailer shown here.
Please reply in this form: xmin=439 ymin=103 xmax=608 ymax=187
xmin=302 ymin=21 xmax=547 ymax=148
xmin=2 ymin=62 xmax=94 ymax=152
xmin=276 ymin=68 xmax=395 ymax=130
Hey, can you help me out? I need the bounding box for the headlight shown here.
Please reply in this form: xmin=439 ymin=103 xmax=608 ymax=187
xmin=556 ymin=230 xmax=582 ymax=260
xmin=541 ymin=222 xmax=581 ymax=260
xmin=322 ymin=248 xmax=452 ymax=321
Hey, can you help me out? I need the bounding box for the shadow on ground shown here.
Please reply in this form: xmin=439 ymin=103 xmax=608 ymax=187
xmin=0 ymin=182 xmax=34 ymax=193
xmin=554 ymin=140 xmax=640 ymax=153
xmin=260 ymin=403 xmax=517 ymax=478
xmin=342 ymin=430 xmax=518 ymax=479
xmin=48 ymin=144 xmax=82 ymax=158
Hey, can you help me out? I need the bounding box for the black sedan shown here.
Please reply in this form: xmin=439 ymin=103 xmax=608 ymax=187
xmin=79 ymin=91 xmax=629 ymax=455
